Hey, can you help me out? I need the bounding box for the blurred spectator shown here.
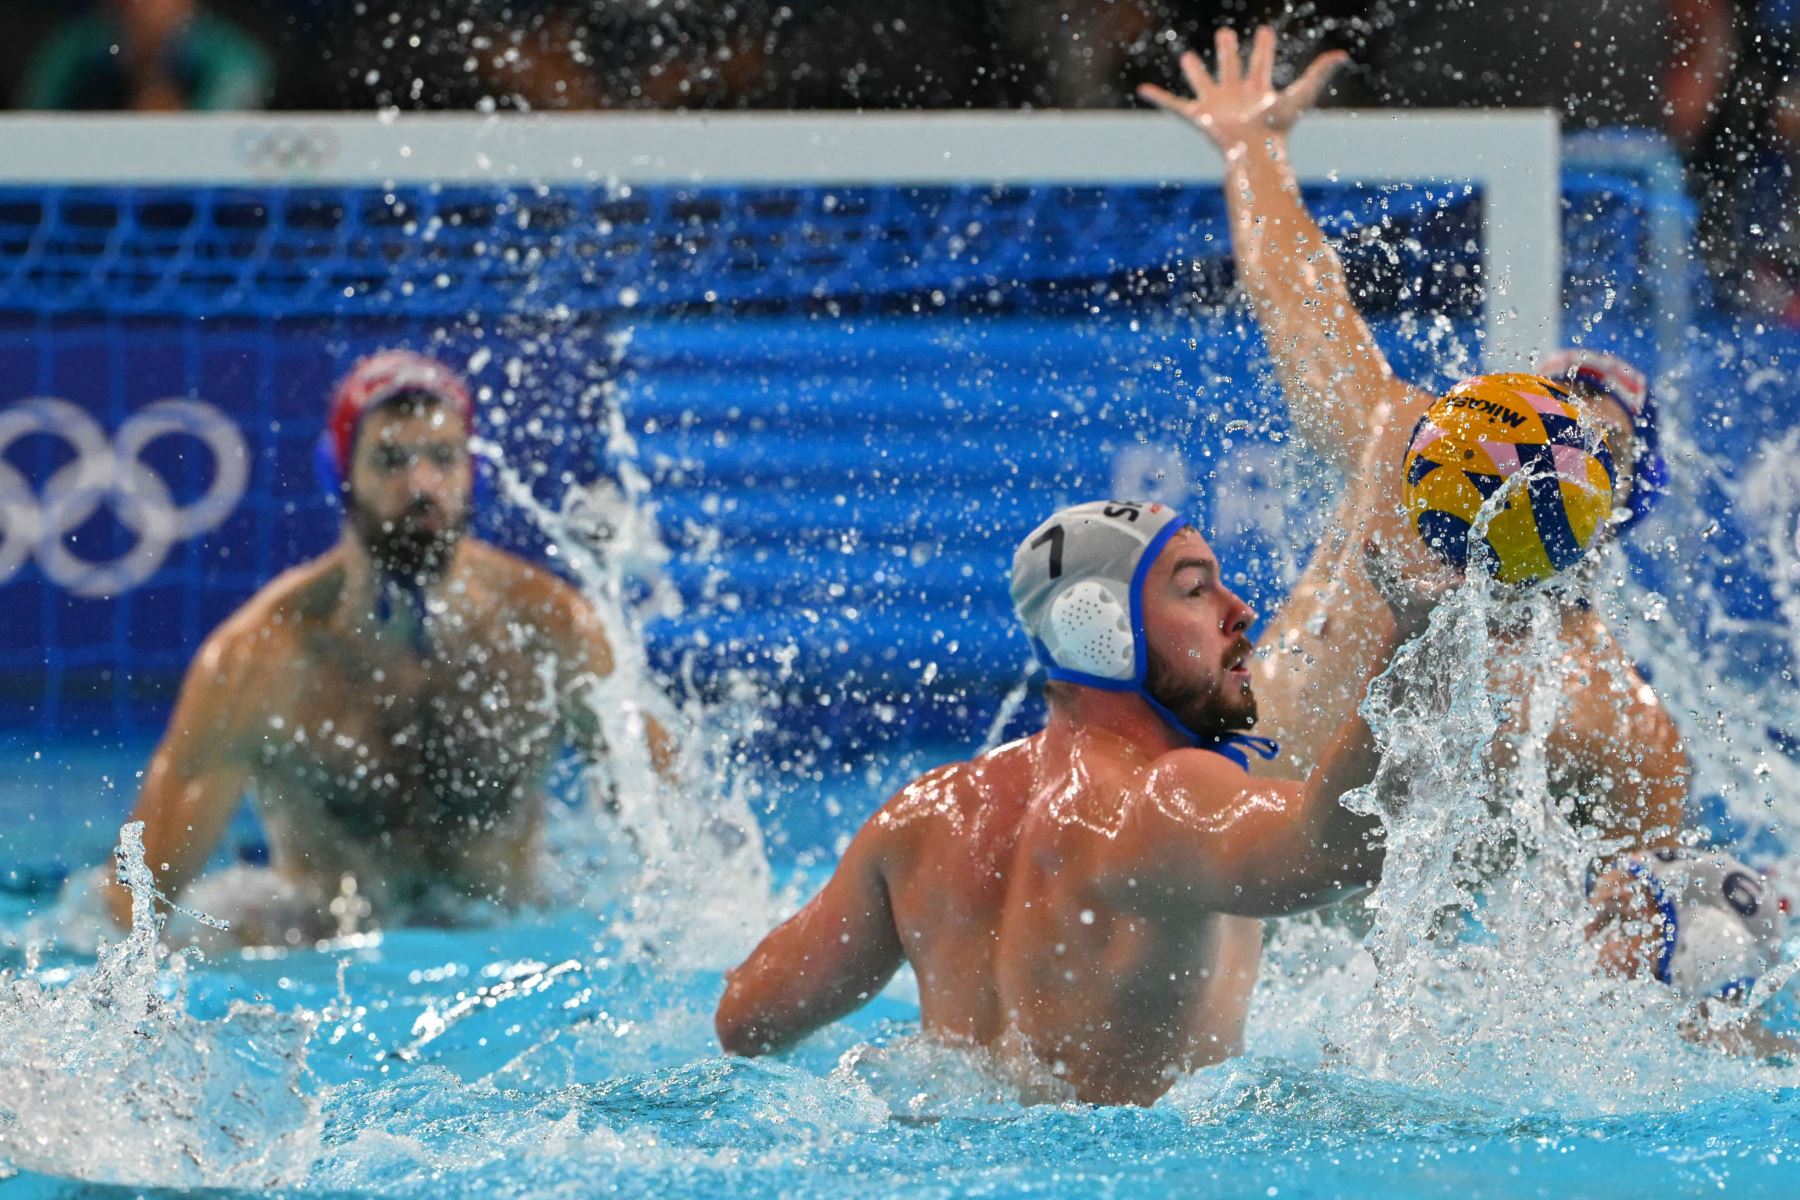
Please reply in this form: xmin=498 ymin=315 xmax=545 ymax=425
xmin=1 ymin=0 xmax=1791 ymax=317
xmin=1714 ymin=0 xmax=1800 ymax=319
xmin=17 ymin=0 xmax=273 ymax=111
xmin=1321 ymin=0 xmax=1734 ymax=141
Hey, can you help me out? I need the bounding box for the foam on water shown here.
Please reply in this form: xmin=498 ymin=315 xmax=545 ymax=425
xmin=1245 ymin=477 xmax=1800 ymax=1116
xmin=0 ymin=823 xmax=321 ymax=1187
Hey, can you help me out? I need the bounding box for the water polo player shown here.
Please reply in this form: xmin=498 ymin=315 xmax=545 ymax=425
xmin=1587 ymin=849 xmax=1789 ymax=1000
xmin=99 ymin=349 xmax=675 ymax=945
xmin=1140 ymin=28 xmax=1687 ymax=856
xmin=718 ymin=501 xmax=1449 ymax=1105
xmin=1587 ymin=848 xmax=1797 ymax=1055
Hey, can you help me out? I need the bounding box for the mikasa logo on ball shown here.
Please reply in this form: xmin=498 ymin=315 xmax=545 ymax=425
xmin=1440 ymin=394 xmax=1530 ymax=428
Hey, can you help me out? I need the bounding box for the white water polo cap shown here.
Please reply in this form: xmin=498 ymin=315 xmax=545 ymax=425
xmin=1010 ymin=501 xmax=1280 ymax=768
xmin=1011 ymin=500 xmax=1188 ymax=688
xmin=1592 ymin=848 xmax=1790 ymax=999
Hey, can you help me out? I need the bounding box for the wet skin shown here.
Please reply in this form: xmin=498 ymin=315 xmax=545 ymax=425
xmin=1140 ymin=26 xmax=1687 ymax=851
xmin=105 ymin=404 xmax=668 ymax=937
xmin=1249 ymin=387 xmax=1684 ymax=847
xmin=718 ymin=528 xmax=1427 ymax=1105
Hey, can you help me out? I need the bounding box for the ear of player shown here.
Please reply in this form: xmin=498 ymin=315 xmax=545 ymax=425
xmin=1402 ymin=373 xmax=1618 ymax=585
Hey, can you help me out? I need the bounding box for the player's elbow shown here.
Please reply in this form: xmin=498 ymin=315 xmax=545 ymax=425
xmin=714 ymin=1001 xmax=759 ymax=1057
xmin=714 ymin=973 xmax=778 ymax=1057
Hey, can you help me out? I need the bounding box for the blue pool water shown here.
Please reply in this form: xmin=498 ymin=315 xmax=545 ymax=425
xmin=1 ymin=893 xmax=1796 ymax=1198
xmin=0 ymin=754 xmax=1797 ymax=1198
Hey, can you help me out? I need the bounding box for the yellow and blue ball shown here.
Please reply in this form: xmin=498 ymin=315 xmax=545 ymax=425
xmin=1401 ymin=373 xmax=1617 ymax=585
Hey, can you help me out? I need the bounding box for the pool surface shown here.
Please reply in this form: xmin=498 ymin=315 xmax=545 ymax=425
xmin=0 ymin=789 xmax=1796 ymax=1200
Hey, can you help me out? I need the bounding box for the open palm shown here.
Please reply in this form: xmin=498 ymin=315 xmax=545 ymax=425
xmin=1137 ymin=26 xmax=1347 ymax=152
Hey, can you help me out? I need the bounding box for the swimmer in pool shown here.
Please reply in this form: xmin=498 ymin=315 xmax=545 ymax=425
xmin=1137 ymin=30 xmax=1800 ymax=1039
xmin=1137 ymin=27 xmax=1687 ymax=852
xmin=718 ymin=501 xmax=1450 ymax=1105
xmin=99 ymin=349 xmax=674 ymax=944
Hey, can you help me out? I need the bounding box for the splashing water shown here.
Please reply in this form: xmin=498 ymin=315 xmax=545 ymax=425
xmin=0 ymin=823 xmax=321 ymax=1187
xmin=476 ymin=372 xmax=777 ymax=968
xmin=1614 ymin=408 xmax=1800 ymax=852
xmin=1249 ymin=477 xmax=1800 ymax=1113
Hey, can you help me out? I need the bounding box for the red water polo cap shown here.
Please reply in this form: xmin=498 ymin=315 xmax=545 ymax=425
xmin=326 ymin=349 xmax=474 ymax=473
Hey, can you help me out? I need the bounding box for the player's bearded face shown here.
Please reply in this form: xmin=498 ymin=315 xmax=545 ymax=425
xmin=1144 ymin=639 xmax=1258 ymax=738
xmin=1137 ymin=529 xmax=1260 ymax=737
xmin=348 ymin=488 xmax=466 ymax=581
xmin=346 ymin=404 xmax=473 ymax=583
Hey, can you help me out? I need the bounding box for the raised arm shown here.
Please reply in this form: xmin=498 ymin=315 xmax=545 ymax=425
xmin=1139 ymin=26 xmax=1434 ymax=471
xmin=715 ymin=821 xmax=906 ymax=1056
xmin=102 ymin=634 xmax=258 ymax=929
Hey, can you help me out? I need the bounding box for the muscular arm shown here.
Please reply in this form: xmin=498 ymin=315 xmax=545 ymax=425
xmin=1140 ymin=27 xmax=1435 ymax=472
xmin=716 ymin=822 xmax=906 ymax=1056
xmin=1131 ymin=704 xmax=1386 ymax=918
xmin=1126 ymin=541 xmax=1447 ymax=915
xmin=102 ymin=635 xmax=257 ymax=929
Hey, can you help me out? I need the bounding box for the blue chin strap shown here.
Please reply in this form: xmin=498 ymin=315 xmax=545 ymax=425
xmin=1032 ymin=516 xmax=1278 ymax=771
xmin=376 ymin=576 xmax=432 ymax=657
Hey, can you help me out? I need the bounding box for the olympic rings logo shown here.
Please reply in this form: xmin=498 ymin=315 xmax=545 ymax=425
xmin=231 ymin=125 xmax=340 ymax=176
xmin=0 ymin=398 xmax=249 ymax=597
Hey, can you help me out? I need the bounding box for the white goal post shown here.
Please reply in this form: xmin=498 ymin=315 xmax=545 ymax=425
xmin=0 ymin=110 xmax=1560 ymax=367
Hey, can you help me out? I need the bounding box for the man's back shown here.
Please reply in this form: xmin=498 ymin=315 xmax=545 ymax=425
xmin=899 ymin=733 xmax=1269 ymax=1103
xmin=745 ymin=727 xmax=1287 ymax=1105
xmin=719 ymin=512 xmax=1422 ymax=1106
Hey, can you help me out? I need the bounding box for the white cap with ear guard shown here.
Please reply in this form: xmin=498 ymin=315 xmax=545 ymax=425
xmin=1009 ymin=500 xmax=1189 ymax=688
xmin=1010 ymin=500 xmax=1280 ymax=770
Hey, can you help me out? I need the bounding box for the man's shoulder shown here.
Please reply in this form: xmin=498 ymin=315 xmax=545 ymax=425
xmin=871 ymin=758 xmax=975 ymax=833
xmin=460 ymin=541 xmax=591 ymax=624
xmin=1138 ymin=742 xmax=1267 ymax=814
xmin=870 ymin=738 xmax=1038 ymax=836
xmin=197 ymin=556 xmax=340 ymax=674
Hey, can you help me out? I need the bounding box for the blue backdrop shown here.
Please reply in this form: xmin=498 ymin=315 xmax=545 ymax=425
xmin=1 ymin=169 xmax=1790 ymax=766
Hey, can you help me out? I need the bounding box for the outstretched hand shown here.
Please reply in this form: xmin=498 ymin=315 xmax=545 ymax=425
xmin=1136 ymin=25 xmax=1347 ymax=155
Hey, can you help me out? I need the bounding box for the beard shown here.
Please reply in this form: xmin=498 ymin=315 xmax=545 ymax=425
xmin=347 ymin=492 xmax=467 ymax=584
xmin=1143 ymin=641 xmax=1257 ymax=739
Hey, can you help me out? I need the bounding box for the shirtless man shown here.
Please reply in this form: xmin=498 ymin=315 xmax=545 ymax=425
xmin=1139 ymin=32 xmax=1800 ymax=1026
xmin=717 ymin=501 xmax=1444 ymax=1104
xmin=1136 ymin=27 xmax=1687 ymax=852
xmin=102 ymin=349 xmax=671 ymax=943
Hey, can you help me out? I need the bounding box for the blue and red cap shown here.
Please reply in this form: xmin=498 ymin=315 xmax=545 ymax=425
xmin=324 ymin=350 xmax=474 ymax=478
xmin=316 ymin=350 xmax=475 ymax=502
xmin=1537 ymin=348 xmax=1667 ymax=532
